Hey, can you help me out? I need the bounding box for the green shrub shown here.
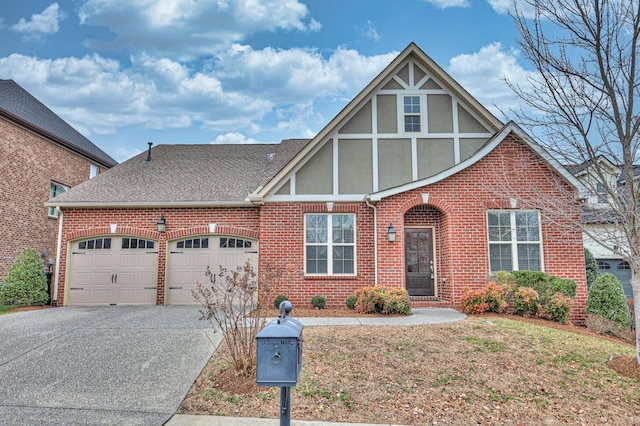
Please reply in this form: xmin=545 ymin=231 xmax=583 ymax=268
xmin=586 ymin=273 xmax=629 ymax=327
xmin=345 ymin=295 xmax=357 ymax=310
xmin=274 ymin=294 xmax=289 ymax=309
xmin=311 ymin=295 xmax=326 ymax=309
xmin=513 ymin=286 xmax=539 ymax=317
xmin=0 ymin=248 xmax=48 ymax=306
xmin=543 ymin=292 xmax=573 ymax=324
xmin=489 ymin=271 xmax=514 ymax=286
xmin=584 ymin=249 xmax=600 ymax=290
xmin=381 ymin=289 xmax=412 ymax=315
xmin=461 ymin=287 xmax=489 ymax=314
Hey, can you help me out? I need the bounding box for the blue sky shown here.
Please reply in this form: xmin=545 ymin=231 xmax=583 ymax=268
xmin=0 ymin=1 xmax=536 ymax=163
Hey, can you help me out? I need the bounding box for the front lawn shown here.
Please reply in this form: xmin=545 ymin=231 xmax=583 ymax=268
xmin=180 ymin=315 xmax=639 ymax=425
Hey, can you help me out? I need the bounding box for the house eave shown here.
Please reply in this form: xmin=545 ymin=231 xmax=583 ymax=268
xmin=44 ymin=200 xmax=257 ymax=209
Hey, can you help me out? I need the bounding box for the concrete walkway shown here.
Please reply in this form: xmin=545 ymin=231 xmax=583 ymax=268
xmin=165 ymin=307 xmax=466 ymax=426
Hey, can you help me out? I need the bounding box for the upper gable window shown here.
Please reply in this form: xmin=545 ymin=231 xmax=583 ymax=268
xmin=403 ymin=96 xmax=421 ymax=132
xmin=90 ymin=164 xmax=99 ymax=178
xmin=48 ymin=182 xmax=69 ymax=217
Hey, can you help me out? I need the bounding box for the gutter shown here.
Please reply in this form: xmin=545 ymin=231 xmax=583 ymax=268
xmin=364 ymin=196 xmax=378 ymax=286
xmin=52 ymin=207 xmax=63 ymax=307
xmin=43 ymin=200 xmax=257 ymax=209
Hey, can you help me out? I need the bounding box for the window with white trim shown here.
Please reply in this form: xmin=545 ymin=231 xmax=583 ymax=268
xmin=90 ymin=164 xmax=99 ymax=178
xmin=48 ymin=182 xmax=69 ymax=217
xmin=487 ymin=210 xmax=542 ymax=272
xmin=403 ymin=95 xmax=421 ymax=132
xmin=305 ymin=214 xmax=355 ymax=275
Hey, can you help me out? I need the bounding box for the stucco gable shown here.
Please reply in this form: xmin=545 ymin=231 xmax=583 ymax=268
xmin=254 ymin=43 xmax=506 ymax=202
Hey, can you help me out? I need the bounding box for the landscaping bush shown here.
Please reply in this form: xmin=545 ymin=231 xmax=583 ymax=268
xmin=0 ymin=248 xmax=48 ymax=306
xmin=354 ymin=286 xmax=386 ymax=314
xmin=381 ymin=289 xmax=412 ymax=315
xmin=461 ymin=287 xmax=489 ymax=314
xmin=345 ymin=295 xmax=357 ymax=310
xmin=274 ymin=294 xmax=289 ymax=309
xmin=483 ymin=281 xmax=509 ymax=313
xmin=192 ymin=261 xmax=279 ymax=376
xmin=461 ymin=282 xmax=509 ymax=315
xmin=586 ymin=273 xmax=629 ymax=327
xmin=584 ymin=248 xmax=600 ymax=290
xmin=513 ymin=286 xmax=539 ymax=317
xmin=542 ymin=292 xmax=573 ymax=324
xmin=311 ymin=295 xmax=326 ymax=309
xmin=354 ymin=286 xmax=411 ymax=315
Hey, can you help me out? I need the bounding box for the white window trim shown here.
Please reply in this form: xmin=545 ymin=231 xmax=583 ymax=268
xmin=400 ymin=94 xmax=423 ymax=134
xmin=304 ymin=213 xmax=357 ymax=276
xmin=487 ymin=210 xmax=544 ymax=272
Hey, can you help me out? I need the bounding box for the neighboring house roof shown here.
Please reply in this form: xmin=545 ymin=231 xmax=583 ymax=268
xmin=0 ymin=79 xmax=117 ymax=168
xmin=46 ymin=140 xmax=309 ymax=208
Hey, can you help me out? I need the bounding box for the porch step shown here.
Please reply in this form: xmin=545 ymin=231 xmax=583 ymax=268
xmin=409 ymin=297 xmax=455 ymax=309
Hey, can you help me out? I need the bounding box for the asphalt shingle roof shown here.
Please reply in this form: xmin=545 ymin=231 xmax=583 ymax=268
xmin=0 ymin=79 xmax=117 ymax=167
xmin=49 ymin=140 xmax=309 ymax=206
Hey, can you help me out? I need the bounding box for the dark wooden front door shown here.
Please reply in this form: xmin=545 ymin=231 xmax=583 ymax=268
xmin=405 ymin=228 xmax=435 ymax=297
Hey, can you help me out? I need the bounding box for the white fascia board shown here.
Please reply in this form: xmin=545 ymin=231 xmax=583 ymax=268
xmin=263 ymin=194 xmax=367 ymax=203
xmin=44 ymin=200 xmax=257 ymax=209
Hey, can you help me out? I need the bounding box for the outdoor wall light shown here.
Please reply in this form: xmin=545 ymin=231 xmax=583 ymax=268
xmin=387 ymin=223 xmax=396 ymax=242
xmin=157 ymin=216 xmax=166 ymax=233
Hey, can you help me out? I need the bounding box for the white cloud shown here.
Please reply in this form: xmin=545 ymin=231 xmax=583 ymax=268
xmin=217 ymin=44 xmax=397 ymax=103
xmin=447 ymin=42 xmax=533 ymax=115
xmin=78 ymin=0 xmax=318 ymax=60
xmin=11 ymin=3 xmax=65 ymax=38
xmin=211 ymin=132 xmax=266 ymax=144
xmin=360 ymin=20 xmax=381 ymax=42
xmin=487 ymin=0 xmax=536 ymax=18
xmin=424 ymin=0 xmax=470 ymax=8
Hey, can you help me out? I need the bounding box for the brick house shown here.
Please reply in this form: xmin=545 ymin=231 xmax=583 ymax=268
xmin=0 ymin=79 xmax=117 ymax=281
xmin=46 ymin=44 xmax=587 ymax=320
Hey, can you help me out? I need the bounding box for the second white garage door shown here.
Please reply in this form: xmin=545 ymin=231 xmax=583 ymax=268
xmin=166 ymin=236 xmax=258 ymax=305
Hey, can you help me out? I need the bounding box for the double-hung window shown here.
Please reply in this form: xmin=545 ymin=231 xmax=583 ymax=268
xmin=487 ymin=210 xmax=542 ymax=272
xmin=48 ymin=182 xmax=69 ymax=217
xmin=403 ymin=95 xmax=421 ymax=132
xmin=305 ymin=214 xmax=355 ymax=275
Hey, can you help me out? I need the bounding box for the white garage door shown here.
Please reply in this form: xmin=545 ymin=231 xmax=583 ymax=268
xmin=68 ymin=237 xmax=158 ymax=305
xmin=167 ymin=236 xmax=258 ymax=305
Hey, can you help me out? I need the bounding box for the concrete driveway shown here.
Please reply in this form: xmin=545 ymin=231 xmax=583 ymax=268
xmin=0 ymin=306 xmax=219 ymax=426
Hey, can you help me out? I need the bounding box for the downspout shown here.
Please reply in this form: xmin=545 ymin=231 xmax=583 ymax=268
xmin=52 ymin=207 xmax=64 ymax=307
xmin=364 ymin=196 xmax=378 ymax=286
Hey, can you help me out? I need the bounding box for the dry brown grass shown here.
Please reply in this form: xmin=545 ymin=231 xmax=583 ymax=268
xmin=180 ymin=311 xmax=640 ymax=425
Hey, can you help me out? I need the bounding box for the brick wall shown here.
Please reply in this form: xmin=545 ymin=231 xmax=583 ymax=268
xmin=0 ymin=117 xmax=102 ymax=279
xmin=259 ymin=136 xmax=587 ymax=322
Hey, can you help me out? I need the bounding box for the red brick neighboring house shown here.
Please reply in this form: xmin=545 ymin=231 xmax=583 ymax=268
xmin=0 ymin=80 xmax=117 ymax=282
xmin=47 ymin=44 xmax=587 ymax=320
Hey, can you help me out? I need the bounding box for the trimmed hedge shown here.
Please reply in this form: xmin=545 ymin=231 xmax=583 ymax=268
xmin=586 ymin=273 xmax=629 ymax=327
xmin=0 ymin=248 xmax=48 ymax=306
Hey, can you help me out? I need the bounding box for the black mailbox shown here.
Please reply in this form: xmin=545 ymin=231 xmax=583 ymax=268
xmin=256 ymin=301 xmax=304 ymax=387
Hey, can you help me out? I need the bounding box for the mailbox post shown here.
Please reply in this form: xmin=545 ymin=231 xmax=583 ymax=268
xmin=256 ymin=301 xmax=304 ymax=426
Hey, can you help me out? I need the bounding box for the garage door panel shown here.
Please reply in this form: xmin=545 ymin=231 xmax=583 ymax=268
xmin=68 ymin=237 xmax=158 ymax=306
xmin=167 ymin=237 xmax=258 ymax=305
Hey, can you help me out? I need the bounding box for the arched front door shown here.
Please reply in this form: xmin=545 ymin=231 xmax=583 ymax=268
xmin=405 ymin=228 xmax=435 ymax=297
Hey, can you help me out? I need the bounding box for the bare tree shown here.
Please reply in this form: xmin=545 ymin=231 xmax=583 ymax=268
xmin=503 ymin=0 xmax=640 ymax=362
